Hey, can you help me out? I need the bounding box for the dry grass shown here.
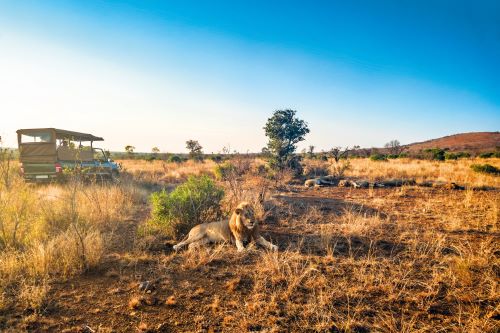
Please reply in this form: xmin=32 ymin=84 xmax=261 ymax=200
xmin=302 ymin=157 xmax=500 ymax=188
xmin=119 ymin=159 xmax=216 ymax=185
xmin=344 ymin=157 xmax=500 ymax=187
xmin=1 ymin=157 xmax=499 ymax=331
xmin=0 ymin=171 xmax=142 ymax=312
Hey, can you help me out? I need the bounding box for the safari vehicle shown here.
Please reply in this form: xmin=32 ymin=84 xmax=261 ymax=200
xmin=17 ymin=128 xmax=120 ymax=182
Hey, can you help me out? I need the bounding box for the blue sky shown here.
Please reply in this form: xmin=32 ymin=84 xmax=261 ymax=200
xmin=0 ymin=0 xmax=499 ymax=152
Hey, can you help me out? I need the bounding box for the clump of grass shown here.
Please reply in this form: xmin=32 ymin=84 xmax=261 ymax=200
xmin=302 ymin=160 xmax=329 ymax=178
xmin=0 ymin=168 xmax=137 ymax=311
xmin=470 ymin=163 xmax=499 ymax=175
xmin=214 ymin=161 xmax=237 ymax=181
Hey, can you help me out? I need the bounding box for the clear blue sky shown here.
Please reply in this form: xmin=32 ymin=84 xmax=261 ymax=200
xmin=1 ymin=0 xmax=499 ymax=152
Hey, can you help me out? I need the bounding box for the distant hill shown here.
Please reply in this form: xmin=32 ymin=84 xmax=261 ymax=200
xmin=405 ymin=132 xmax=500 ymax=152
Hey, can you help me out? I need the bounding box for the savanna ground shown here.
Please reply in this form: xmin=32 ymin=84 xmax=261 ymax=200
xmin=0 ymin=157 xmax=499 ymax=332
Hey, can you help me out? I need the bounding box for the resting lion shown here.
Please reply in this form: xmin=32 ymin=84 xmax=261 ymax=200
xmin=172 ymin=202 xmax=278 ymax=252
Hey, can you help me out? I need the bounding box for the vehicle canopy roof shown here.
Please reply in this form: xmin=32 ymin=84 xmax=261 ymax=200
xmin=17 ymin=128 xmax=104 ymax=142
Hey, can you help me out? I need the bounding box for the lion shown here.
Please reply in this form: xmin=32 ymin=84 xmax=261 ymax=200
xmin=304 ymin=175 xmax=338 ymax=188
xmin=229 ymin=201 xmax=278 ymax=252
xmin=172 ymin=202 xmax=278 ymax=252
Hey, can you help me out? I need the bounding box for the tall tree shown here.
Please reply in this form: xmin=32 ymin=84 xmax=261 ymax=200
xmin=264 ymin=109 xmax=309 ymax=170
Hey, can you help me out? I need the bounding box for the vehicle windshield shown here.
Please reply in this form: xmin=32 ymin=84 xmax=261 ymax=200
xmin=93 ymin=148 xmax=108 ymax=162
xmin=20 ymin=132 xmax=52 ymax=143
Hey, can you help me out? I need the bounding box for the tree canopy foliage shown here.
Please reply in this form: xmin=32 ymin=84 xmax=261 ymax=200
xmin=264 ymin=109 xmax=309 ymax=170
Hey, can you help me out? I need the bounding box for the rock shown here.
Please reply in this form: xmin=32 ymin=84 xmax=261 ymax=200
xmin=138 ymin=281 xmax=154 ymax=292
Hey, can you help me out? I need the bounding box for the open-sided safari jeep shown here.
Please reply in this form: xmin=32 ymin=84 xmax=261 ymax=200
xmin=17 ymin=128 xmax=120 ymax=182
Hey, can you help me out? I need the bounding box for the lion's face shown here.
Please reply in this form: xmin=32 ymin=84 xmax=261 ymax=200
xmin=235 ymin=203 xmax=257 ymax=230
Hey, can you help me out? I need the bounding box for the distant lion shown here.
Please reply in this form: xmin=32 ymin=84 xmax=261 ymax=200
xmin=173 ymin=202 xmax=278 ymax=252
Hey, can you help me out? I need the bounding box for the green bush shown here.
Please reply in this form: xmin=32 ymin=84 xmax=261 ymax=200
xmin=387 ymin=154 xmax=399 ymax=159
xmin=214 ymin=162 xmax=237 ymax=181
xmin=479 ymin=152 xmax=494 ymax=158
xmin=444 ymin=152 xmax=458 ymax=160
xmin=424 ymin=148 xmax=446 ymax=161
xmin=168 ymin=155 xmax=182 ymax=163
xmin=210 ymin=154 xmax=223 ymax=163
xmin=470 ymin=164 xmax=499 ymax=176
xmin=456 ymin=152 xmax=471 ymax=159
xmin=148 ymin=175 xmax=224 ymax=238
xmin=370 ymin=154 xmax=387 ymax=161
xmin=445 ymin=152 xmax=470 ymax=160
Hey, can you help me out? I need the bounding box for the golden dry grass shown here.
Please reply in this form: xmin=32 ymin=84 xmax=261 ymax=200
xmin=0 ymin=173 xmax=143 ymax=312
xmin=344 ymin=157 xmax=500 ymax=187
xmin=119 ymin=159 xmax=216 ymax=185
xmin=1 ymin=157 xmax=499 ymax=332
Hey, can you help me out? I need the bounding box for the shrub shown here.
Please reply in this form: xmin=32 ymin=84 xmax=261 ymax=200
xmin=286 ymin=155 xmax=303 ymax=176
xmin=443 ymin=151 xmax=470 ymax=160
xmin=303 ymin=161 xmax=329 ymax=178
xmin=479 ymin=152 xmax=494 ymax=158
xmin=370 ymin=154 xmax=387 ymax=161
xmin=470 ymin=164 xmax=500 ymax=176
xmin=424 ymin=148 xmax=446 ymax=161
xmin=168 ymin=155 xmax=182 ymax=163
xmin=329 ymin=160 xmax=351 ymax=178
xmin=444 ymin=152 xmax=458 ymax=160
xmin=148 ymin=175 xmax=224 ymax=238
xmin=387 ymin=154 xmax=399 ymax=159
xmin=214 ymin=162 xmax=237 ymax=181
xmin=210 ymin=154 xmax=223 ymax=163
xmin=456 ymin=151 xmax=471 ymax=158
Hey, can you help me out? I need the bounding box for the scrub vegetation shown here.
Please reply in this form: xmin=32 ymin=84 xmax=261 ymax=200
xmin=1 ymin=150 xmax=499 ymax=332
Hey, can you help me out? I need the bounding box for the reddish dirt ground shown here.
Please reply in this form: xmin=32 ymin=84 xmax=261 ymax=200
xmin=3 ymin=186 xmax=499 ymax=332
xmin=406 ymin=131 xmax=500 ymax=152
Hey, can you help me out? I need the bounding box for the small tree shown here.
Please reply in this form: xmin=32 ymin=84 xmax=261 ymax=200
xmin=307 ymin=145 xmax=315 ymax=159
xmin=263 ymin=109 xmax=309 ymax=171
xmin=124 ymin=145 xmax=135 ymax=159
xmin=186 ymin=140 xmax=203 ymax=161
xmin=152 ymin=147 xmax=160 ymax=155
xmin=329 ymin=145 xmax=359 ymax=162
xmin=384 ymin=140 xmax=405 ymax=155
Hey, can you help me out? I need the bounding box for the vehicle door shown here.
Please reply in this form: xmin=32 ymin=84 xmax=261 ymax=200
xmin=93 ymin=148 xmax=111 ymax=177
